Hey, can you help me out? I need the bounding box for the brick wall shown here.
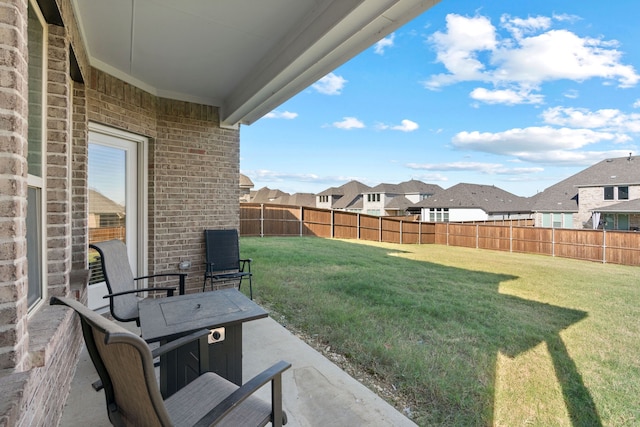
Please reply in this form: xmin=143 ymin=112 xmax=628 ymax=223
xmin=87 ymin=70 xmax=241 ymax=293
xmin=0 ymin=0 xmax=29 ymax=374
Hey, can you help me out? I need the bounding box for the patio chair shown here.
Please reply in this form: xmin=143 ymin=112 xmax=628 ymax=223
xmin=90 ymin=240 xmax=187 ymax=326
xmin=202 ymin=229 xmax=253 ymax=299
xmin=51 ymin=296 xmax=290 ymax=426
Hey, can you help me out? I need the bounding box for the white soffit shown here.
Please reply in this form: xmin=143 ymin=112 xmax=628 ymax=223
xmin=71 ymin=0 xmax=441 ymax=126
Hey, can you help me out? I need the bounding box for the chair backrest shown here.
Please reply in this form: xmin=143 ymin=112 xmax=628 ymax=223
xmin=204 ymin=229 xmax=241 ymax=272
xmin=51 ymin=296 xmax=173 ymax=426
xmin=90 ymin=239 xmax=138 ymax=322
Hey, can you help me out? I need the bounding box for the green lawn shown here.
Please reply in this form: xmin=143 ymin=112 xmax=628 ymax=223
xmin=240 ymin=236 xmax=640 ymax=426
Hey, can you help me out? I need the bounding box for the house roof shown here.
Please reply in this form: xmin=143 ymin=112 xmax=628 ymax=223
xmin=331 ymin=180 xmax=371 ymax=209
xmin=71 ymin=0 xmax=442 ymax=126
xmin=240 ymin=174 xmax=254 ymax=190
xmin=366 ymin=179 xmax=441 ymax=195
xmin=385 ymin=195 xmax=413 ymax=210
xmin=272 ymin=193 xmax=317 ymax=207
xmin=592 ymin=198 xmax=640 ymax=213
xmin=414 ymin=183 xmax=532 ymax=213
xmin=250 ymin=187 xmax=289 ymax=203
xmin=532 ymin=155 xmax=640 ymax=212
xmin=89 ymin=189 xmax=124 ymax=215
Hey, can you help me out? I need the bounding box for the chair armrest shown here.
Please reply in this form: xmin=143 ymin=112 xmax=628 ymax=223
xmin=135 ymin=273 xmax=187 ymax=294
xmin=193 ymin=360 xmax=291 ymax=427
xmin=103 ymin=286 xmax=176 ymax=299
xmin=151 ymin=329 xmax=210 ymax=359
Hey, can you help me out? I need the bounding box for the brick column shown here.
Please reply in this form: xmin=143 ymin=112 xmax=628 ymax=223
xmin=0 ymin=0 xmax=29 ymax=371
xmin=71 ymin=83 xmax=87 ymax=271
xmin=45 ymin=24 xmax=71 ymax=298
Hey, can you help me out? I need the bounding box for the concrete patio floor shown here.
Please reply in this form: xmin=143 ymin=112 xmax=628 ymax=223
xmin=59 ymin=315 xmax=417 ymax=426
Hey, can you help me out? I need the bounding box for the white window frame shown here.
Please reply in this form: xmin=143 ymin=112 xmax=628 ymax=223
xmin=27 ymin=0 xmax=48 ymax=313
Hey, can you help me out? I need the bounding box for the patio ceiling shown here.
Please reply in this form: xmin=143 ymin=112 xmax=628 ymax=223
xmin=70 ymin=0 xmax=441 ymax=127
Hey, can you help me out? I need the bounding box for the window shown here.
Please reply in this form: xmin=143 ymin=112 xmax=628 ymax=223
xmin=26 ymin=1 xmax=47 ymax=309
xmin=429 ymin=208 xmax=449 ymax=222
xmin=604 ymin=187 xmax=614 ymax=200
xmin=619 ymin=186 xmax=629 ymax=200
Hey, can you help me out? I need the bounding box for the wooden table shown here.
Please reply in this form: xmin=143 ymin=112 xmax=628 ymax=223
xmin=138 ymin=289 xmax=268 ymax=397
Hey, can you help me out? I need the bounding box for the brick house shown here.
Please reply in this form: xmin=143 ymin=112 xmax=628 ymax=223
xmin=531 ymin=155 xmax=640 ymax=229
xmin=0 ymin=0 xmax=442 ymax=424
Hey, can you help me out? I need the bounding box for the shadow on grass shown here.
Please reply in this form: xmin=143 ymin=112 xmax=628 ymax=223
xmin=245 ymin=238 xmax=601 ymax=426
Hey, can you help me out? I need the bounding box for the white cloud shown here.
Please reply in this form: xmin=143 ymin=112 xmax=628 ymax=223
xmin=470 ymin=87 xmax=544 ymax=105
xmin=374 ymin=33 xmax=395 ymax=55
xmin=424 ymin=13 xmax=640 ymax=97
xmin=264 ymin=110 xmax=298 ymax=119
xmin=312 ymin=73 xmax=347 ymax=95
xmin=332 ymin=117 xmax=365 ymax=130
xmin=406 ymin=161 xmax=543 ymax=175
xmin=542 ymin=106 xmax=640 ymax=133
xmin=377 ymin=119 xmax=419 ymax=132
xmin=633 ymin=99 xmax=640 ymax=108
xmin=453 ymin=126 xmax=627 ymax=154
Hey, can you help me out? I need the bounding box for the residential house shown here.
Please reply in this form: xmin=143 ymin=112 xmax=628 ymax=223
xmin=410 ymin=183 xmax=533 ymax=222
xmin=250 ymin=187 xmax=289 ymax=204
xmin=363 ymin=179 xmax=442 ymax=216
xmin=316 ymin=180 xmax=371 ymax=212
xmin=272 ymin=192 xmax=317 ymax=207
xmin=239 ymin=174 xmax=254 ymax=203
xmin=0 ymin=0 xmax=442 ymax=424
xmin=531 ymin=155 xmax=640 ymax=229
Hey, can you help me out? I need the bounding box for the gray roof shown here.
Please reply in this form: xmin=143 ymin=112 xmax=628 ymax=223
xmin=327 ymin=180 xmax=371 ymax=210
xmin=532 ymin=155 xmax=640 ymax=212
xmin=366 ymin=179 xmax=442 ymax=195
xmin=89 ymin=189 xmax=124 ymax=215
xmin=593 ymin=198 xmax=640 ymax=213
xmin=414 ymin=183 xmax=532 ymax=213
xmin=385 ymin=195 xmax=413 ymax=210
xmin=250 ymin=187 xmax=288 ymax=203
xmin=272 ymin=193 xmax=316 ymax=207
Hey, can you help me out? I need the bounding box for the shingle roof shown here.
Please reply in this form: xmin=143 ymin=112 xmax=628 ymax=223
xmin=385 ymin=195 xmax=413 ymax=210
xmin=593 ymin=198 xmax=640 ymax=212
xmin=89 ymin=189 xmax=124 ymax=215
xmin=414 ymin=183 xmax=532 ymax=213
xmin=366 ymin=179 xmax=442 ymax=195
xmin=271 ymin=193 xmax=316 ymax=207
xmin=531 ymin=155 xmax=640 ymax=212
xmin=329 ymin=180 xmax=371 ymax=209
xmin=250 ymin=187 xmax=288 ymax=203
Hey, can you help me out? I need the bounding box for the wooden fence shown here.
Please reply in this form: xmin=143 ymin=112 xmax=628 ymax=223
xmin=240 ymin=203 xmax=640 ymax=266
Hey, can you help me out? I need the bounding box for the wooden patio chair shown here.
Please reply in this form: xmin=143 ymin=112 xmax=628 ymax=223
xmin=202 ymin=229 xmax=253 ymax=299
xmin=90 ymin=239 xmax=187 ymax=326
xmin=51 ymin=296 xmax=290 ymax=426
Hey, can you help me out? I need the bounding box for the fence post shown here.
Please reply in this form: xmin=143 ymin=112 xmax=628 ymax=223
xmin=300 ymin=206 xmax=303 ymax=237
xmin=552 ymin=227 xmax=555 ymax=257
xmin=446 ymin=222 xmax=449 ymax=246
xmin=331 ymin=210 xmax=334 ymax=238
xmin=476 ymin=224 xmax=479 ymax=249
xmin=379 ymin=217 xmax=382 ymax=242
xmin=510 ymin=223 xmax=513 ymax=253
xmin=400 ymin=220 xmax=403 ymax=244
xmin=260 ymin=204 xmax=264 ymax=237
xmin=357 ymin=213 xmax=360 ymax=240
xmin=603 ymin=229 xmax=606 ymax=263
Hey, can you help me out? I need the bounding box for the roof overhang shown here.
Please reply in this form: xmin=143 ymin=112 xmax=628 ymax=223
xmin=71 ymin=0 xmax=441 ymax=127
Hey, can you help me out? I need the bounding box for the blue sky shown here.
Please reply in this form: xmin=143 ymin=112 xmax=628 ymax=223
xmin=240 ymin=0 xmax=640 ymax=197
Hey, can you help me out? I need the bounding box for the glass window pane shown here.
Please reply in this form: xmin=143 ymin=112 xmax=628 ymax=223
xmin=619 ymin=186 xmax=629 ymax=200
xmin=27 ymin=187 xmax=42 ymax=306
xmin=604 ymin=187 xmax=614 ymax=200
xmin=27 ymin=5 xmax=43 ymax=178
xmin=88 ymin=143 xmax=127 ymax=284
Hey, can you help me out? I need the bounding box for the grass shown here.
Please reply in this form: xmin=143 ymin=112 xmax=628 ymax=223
xmin=240 ymin=236 xmax=640 ymax=426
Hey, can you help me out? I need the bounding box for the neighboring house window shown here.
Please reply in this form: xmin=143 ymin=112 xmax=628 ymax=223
xmin=429 ymin=208 xmax=449 ymax=222
xmin=604 ymin=187 xmax=614 ymax=200
xmin=26 ymin=0 xmax=47 ymax=309
xmin=618 ymin=186 xmax=629 ymax=200
xmin=318 ymin=195 xmax=328 ymax=203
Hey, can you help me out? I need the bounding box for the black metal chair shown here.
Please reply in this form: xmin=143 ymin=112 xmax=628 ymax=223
xmin=90 ymin=239 xmax=187 ymax=325
xmin=202 ymin=229 xmax=253 ymax=299
xmin=51 ymin=296 xmax=290 ymax=426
